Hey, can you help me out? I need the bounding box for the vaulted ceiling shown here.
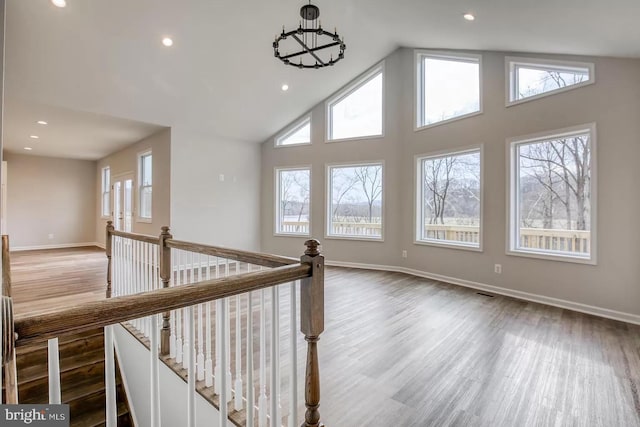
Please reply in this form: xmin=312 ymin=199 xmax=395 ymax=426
xmin=4 ymin=0 xmax=640 ymax=159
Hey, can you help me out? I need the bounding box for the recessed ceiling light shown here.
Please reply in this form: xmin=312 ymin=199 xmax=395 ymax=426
xmin=37 ymin=120 xmax=48 ymax=125
xmin=24 ymin=147 xmax=33 ymax=151
xmin=281 ymin=84 xmax=289 ymax=91
xmin=463 ymin=13 xmax=475 ymax=21
xmin=162 ymin=37 xmax=173 ymax=47
xmin=51 ymin=0 xmax=66 ymax=8
xmin=30 ymin=135 xmax=40 ymax=139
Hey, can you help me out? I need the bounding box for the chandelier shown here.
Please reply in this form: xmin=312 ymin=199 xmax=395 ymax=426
xmin=273 ymin=2 xmax=346 ymax=69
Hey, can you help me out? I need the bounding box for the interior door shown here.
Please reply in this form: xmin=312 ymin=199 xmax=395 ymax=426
xmin=112 ymin=174 xmax=134 ymax=232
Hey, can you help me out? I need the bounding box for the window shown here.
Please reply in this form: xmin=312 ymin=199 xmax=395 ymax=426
xmin=416 ymin=52 xmax=481 ymax=129
xmin=138 ymin=151 xmax=152 ymax=220
xmin=275 ymin=167 xmax=311 ymax=236
xmin=327 ymin=163 xmax=383 ymax=240
xmin=507 ymin=57 xmax=594 ymax=105
xmin=275 ymin=114 xmax=311 ymax=147
xmin=509 ymin=124 xmax=596 ymax=263
xmin=327 ymin=64 xmax=383 ymax=141
xmin=416 ymin=148 xmax=482 ymax=249
xmin=101 ymin=167 xmax=110 ymax=217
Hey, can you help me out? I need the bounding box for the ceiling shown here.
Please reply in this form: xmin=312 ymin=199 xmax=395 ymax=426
xmin=4 ymin=0 xmax=640 ymax=158
xmin=3 ymin=101 xmax=165 ymax=159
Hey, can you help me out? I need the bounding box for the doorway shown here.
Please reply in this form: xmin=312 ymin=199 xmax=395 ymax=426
xmin=112 ymin=173 xmax=134 ymax=232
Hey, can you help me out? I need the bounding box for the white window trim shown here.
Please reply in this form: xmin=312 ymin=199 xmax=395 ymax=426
xmin=505 ymin=56 xmax=595 ymax=107
xmin=414 ymin=145 xmax=484 ymax=252
xmin=325 ymin=61 xmax=385 ymax=143
xmin=325 ymin=161 xmax=385 ymax=242
xmin=414 ymin=50 xmax=483 ymax=132
xmin=506 ymin=123 xmax=597 ymax=265
xmin=274 ymin=113 xmax=312 ymax=148
xmin=274 ymin=166 xmax=312 ymax=237
xmin=101 ymin=166 xmax=111 ymax=219
xmin=136 ymin=149 xmax=153 ymax=223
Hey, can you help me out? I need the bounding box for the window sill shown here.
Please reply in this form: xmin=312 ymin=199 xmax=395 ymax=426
xmin=274 ymin=142 xmax=312 ymax=149
xmin=507 ymin=248 xmax=596 ymax=265
xmin=414 ymin=239 xmax=482 ymax=252
xmin=415 ymin=110 xmax=482 ymax=132
xmin=324 ymin=234 xmax=384 ymax=242
xmin=325 ymin=133 xmax=385 ymax=144
xmin=136 ymin=217 xmax=153 ymax=224
xmin=274 ymin=232 xmax=310 ymax=238
xmin=505 ymin=80 xmax=595 ymax=108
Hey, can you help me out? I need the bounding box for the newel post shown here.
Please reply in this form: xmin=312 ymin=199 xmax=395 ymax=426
xmin=300 ymin=239 xmax=325 ymax=427
xmin=159 ymin=226 xmax=173 ymax=355
xmin=105 ymin=221 xmax=114 ymax=298
xmin=2 ymin=296 xmax=18 ymax=403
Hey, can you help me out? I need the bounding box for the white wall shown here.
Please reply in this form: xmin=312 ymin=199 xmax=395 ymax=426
xmin=4 ymin=152 xmax=96 ymax=249
xmin=113 ymin=324 xmax=232 ymax=427
xmin=96 ymin=128 xmax=171 ymax=246
xmin=261 ymin=48 xmax=640 ymax=320
xmin=170 ymin=127 xmax=261 ymax=251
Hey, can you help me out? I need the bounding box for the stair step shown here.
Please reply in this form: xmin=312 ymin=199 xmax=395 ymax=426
xmin=69 ymin=401 xmax=129 ymax=427
xmin=17 ymin=333 xmax=104 ymax=371
xmin=18 ymin=347 xmax=105 ymax=384
xmin=19 ymin=361 xmax=105 ymax=404
xmin=16 ymin=328 xmax=104 ymax=354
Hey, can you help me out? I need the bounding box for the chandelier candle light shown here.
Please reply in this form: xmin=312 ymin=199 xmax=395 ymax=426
xmin=273 ymin=2 xmax=346 ymax=69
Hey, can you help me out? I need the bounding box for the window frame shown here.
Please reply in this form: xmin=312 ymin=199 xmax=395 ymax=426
xmin=274 ymin=113 xmax=312 ymax=148
xmin=506 ymin=123 xmax=597 ymax=265
xmin=505 ymin=56 xmax=595 ymax=107
xmin=414 ymin=50 xmax=483 ymax=131
xmin=274 ymin=166 xmax=312 ymax=237
xmin=137 ymin=150 xmax=153 ymax=222
xmin=325 ymin=62 xmax=385 ymax=143
xmin=414 ymin=145 xmax=484 ymax=252
xmin=325 ymin=161 xmax=385 ymax=242
xmin=101 ymin=166 xmax=111 ymax=219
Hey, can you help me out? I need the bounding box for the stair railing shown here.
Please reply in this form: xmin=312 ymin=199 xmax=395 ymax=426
xmin=1 ymin=225 xmax=326 ymax=427
xmin=1 ymin=234 xmax=18 ymax=404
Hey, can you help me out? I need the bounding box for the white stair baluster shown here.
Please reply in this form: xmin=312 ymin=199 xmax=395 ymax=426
xmin=104 ymin=325 xmax=117 ymax=427
xmin=150 ymin=314 xmax=161 ymax=427
xmin=187 ymin=306 xmax=196 ymax=427
xmin=225 ymin=260 xmax=232 ymax=401
xmin=175 ymin=251 xmax=183 ymax=364
xmin=234 ymin=293 xmax=243 ymax=411
xmin=219 ymin=297 xmax=229 ymax=424
xmin=271 ymin=285 xmax=281 ymax=426
xmin=246 ymin=289 xmax=255 ymax=427
xmin=169 ymin=248 xmax=177 ymax=358
xmin=288 ymin=281 xmax=298 ymax=427
xmin=258 ymin=289 xmax=267 ymax=427
xmin=205 ymin=255 xmax=213 ymax=387
xmin=47 ymin=338 xmax=61 ymax=404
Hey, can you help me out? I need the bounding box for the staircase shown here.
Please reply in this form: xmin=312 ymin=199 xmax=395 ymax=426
xmin=10 ymin=328 xmax=133 ymax=427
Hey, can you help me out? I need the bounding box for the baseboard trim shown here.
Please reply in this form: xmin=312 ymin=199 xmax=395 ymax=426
xmin=326 ymin=260 xmax=640 ymax=326
xmin=12 ymin=242 xmax=101 ymax=252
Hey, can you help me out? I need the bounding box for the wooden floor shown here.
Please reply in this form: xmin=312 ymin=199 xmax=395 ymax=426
xmin=10 ymin=247 xmax=640 ymax=426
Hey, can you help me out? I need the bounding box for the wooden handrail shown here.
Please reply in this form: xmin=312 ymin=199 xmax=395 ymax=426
xmin=14 ymin=263 xmax=311 ymax=347
xmin=165 ymin=238 xmax=298 ymax=268
xmin=107 ymin=225 xmax=297 ymax=268
xmin=110 ymin=229 xmax=159 ymax=245
xmin=2 ymin=235 xmax=11 ymax=297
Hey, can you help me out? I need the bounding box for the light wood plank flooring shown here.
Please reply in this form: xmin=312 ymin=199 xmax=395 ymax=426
xmin=10 ymin=247 xmax=640 ymax=426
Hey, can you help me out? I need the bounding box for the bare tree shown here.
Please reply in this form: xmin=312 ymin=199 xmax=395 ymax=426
xmin=423 ymin=157 xmax=456 ymax=224
xmin=353 ymin=166 xmax=383 ymax=222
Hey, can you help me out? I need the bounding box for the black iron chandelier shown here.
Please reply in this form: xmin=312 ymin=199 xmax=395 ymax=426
xmin=273 ymin=2 xmax=346 ymax=69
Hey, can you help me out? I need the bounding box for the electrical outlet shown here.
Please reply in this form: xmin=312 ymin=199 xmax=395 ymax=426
xmin=494 ymin=264 xmax=502 ymax=274
xmin=219 ymin=174 xmax=225 ymax=182
xmin=48 ymin=233 xmax=54 ymax=240
xmin=402 ymin=250 xmax=407 ymax=258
